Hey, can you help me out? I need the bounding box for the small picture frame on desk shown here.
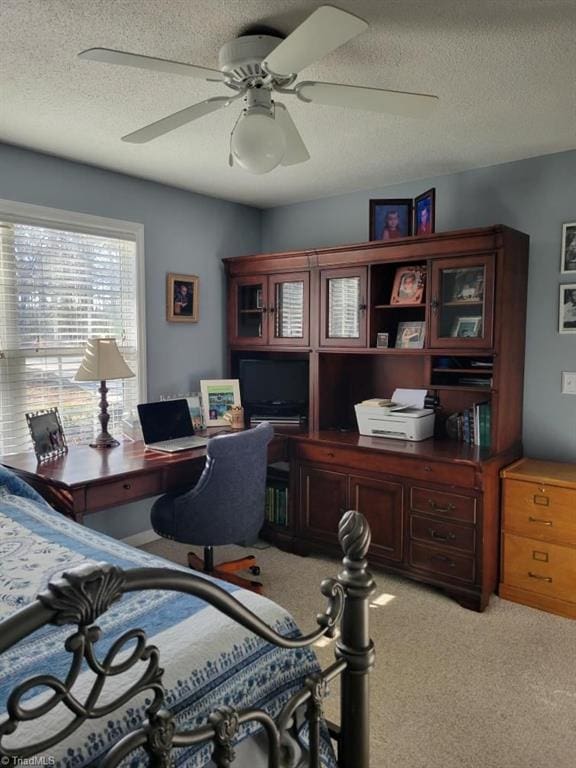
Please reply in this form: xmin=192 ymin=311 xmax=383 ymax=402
xmin=376 ymin=332 xmax=389 ymax=348
xmin=395 ymin=321 xmax=425 ymax=349
xmin=26 ymin=407 xmax=68 ymax=462
xmin=200 ymin=379 xmax=242 ymax=427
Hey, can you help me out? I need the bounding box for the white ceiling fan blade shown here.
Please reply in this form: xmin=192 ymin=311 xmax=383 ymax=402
xmin=275 ymin=103 xmax=310 ymax=166
xmin=122 ymin=97 xmax=232 ymax=144
xmin=296 ymin=81 xmax=439 ymax=118
xmin=78 ymin=48 xmax=224 ymax=82
xmin=263 ymin=5 xmax=368 ymax=77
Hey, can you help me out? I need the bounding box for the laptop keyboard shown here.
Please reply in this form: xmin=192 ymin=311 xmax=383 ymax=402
xmin=149 ymin=437 xmax=207 ymax=451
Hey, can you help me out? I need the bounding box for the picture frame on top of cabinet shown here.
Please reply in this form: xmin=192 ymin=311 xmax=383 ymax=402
xmin=369 ymin=199 xmax=413 ymax=241
xmin=414 ymin=188 xmax=436 ymax=235
xmin=561 ymin=222 xmax=576 ymax=273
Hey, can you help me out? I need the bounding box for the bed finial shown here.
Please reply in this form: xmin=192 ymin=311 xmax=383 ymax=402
xmin=338 ymin=509 xmax=371 ymax=562
xmin=38 ymin=562 xmax=126 ymax=626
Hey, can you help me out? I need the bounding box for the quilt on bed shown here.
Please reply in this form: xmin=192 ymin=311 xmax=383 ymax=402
xmin=0 ymin=468 xmax=337 ymax=767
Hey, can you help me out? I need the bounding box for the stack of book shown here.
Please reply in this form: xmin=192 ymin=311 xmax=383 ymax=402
xmin=452 ymin=402 xmax=491 ymax=448
xmin=265 ymin=481 xmax=289 ymax=526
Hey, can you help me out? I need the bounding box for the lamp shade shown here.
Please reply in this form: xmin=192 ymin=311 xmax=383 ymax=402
xmin=75 ymin=338 xmax=135 ymax=382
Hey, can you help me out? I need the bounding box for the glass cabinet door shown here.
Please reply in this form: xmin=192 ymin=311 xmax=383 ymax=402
xmin=230 ymin=276 xmax=268 ymax=345
xmin=320 ymin=267 xmax=368 ymax=347
xmin=430 ymin=255 xmax=494 ymax=348
xmin=269 ymin=272 xmax=310 ymax=346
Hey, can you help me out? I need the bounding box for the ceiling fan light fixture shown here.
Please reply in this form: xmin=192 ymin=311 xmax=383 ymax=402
xmin=231 ymin=108 xmax=286 ymax=174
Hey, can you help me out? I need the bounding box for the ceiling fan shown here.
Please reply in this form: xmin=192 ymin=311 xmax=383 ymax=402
xmin=79 ymin=5 xmax=438 ymax=175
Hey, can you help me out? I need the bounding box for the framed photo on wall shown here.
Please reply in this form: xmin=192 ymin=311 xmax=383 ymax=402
xmin=414 ymin=188 xmax=435 ymax=235
xmin=369 ymin=199 xmax=413 ymax=241
xmin=559 ymin=284 xmax=576 ymax=333
xmin=167 ymin=273 xmax=199 ymax=322
xmin=561 ymin=222 xmax=576 ymax=273
xmin=200 ymin=379 xmax=242 ymax=427
xmin=26 ymin=407 xmax=68 ymax=462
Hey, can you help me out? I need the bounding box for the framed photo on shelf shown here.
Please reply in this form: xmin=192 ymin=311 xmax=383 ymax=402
xmin=369 ymin=199 xmax=413 ymax=241
xmin=390 ymin=265 xmax=426 ymax=305
xmin=559 ymin=284 xmax=576 ymax=333
xmin=452 ymin=316 xmax=483 ymax=338
xmin=414 ymin=188 xmax=435 ymax=235
xmin=200 ymin=379 xmax=241 ymax=426
xmin=395 ymin=321 xmax=425 ymax=349
xmin=561 ymin=222 xmax=576 ymax=273
xmin=26 ymin=407 xmax=68 ymax=462
xmin=376 ymin=332 xmax=389 ymax=348
xmin=167 ymin=273 xmax=199 ymax=322
xmin=449 ymin=268 xmax=485 ymax=303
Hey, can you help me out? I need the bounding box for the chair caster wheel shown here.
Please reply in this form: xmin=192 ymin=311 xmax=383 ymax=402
xmin=250 ymin=566 xmax=261 ymax=576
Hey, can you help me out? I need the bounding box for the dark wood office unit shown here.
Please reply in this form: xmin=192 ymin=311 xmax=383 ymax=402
xmin=224 ymin=225 xmax=529 ymax=611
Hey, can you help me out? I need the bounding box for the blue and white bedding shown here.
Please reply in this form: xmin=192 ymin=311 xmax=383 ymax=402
xmin=0 ymin=468 xmax=336 ymax=767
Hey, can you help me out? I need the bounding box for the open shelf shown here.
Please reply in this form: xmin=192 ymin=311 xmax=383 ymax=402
xmin=374 ymin=303 xmax=426 ymax=310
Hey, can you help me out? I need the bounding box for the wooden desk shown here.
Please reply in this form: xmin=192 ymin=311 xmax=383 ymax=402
xmin=1 ymin=438 xmax=288 ymax=523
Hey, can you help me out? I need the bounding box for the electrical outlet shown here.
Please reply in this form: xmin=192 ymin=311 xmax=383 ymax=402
xmin=561 ymin=372 xmax=576 ymax=394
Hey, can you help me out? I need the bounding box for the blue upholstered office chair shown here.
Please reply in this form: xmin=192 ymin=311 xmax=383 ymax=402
xmin=151 ymin=421 xmax=274 ymax=593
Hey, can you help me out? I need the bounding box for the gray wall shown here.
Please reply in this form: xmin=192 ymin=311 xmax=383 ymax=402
xmin=262 ymin=150 xmax=576 ymax=461
xmin=0 ymin=142 xmax=261 ymax=538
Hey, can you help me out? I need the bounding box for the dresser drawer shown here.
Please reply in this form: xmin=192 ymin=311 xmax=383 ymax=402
xmin=86 ymin=473 xmax=162 ymax=511
xmin=293 ymin=441 xmax=476 ymax=487
xmin=502 ymin=533 xmax=576 ymax=603
xmin=410 ymin=486 xmax=477 ymax=523
xmin=410 ymin=514 xmax=476 ymax=553
xmin=409 ymin=542 xmax=476 ymax=583
xmin=503 ymin=479 xmax=576 ymax=545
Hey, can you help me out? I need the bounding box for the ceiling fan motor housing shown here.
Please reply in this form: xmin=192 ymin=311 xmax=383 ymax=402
xmin=218 ymin=35 xmax=283 ymax=81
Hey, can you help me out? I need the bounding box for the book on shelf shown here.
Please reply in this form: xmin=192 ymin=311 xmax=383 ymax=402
xmin=448 ymin=402 xmax=491 ymax=448
xmin=265 ymin=478 xmax=289 ymax=527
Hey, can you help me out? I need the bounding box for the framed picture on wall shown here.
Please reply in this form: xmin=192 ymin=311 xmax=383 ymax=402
xmin=559 ymin=284 xmax=576 ymax=333
xmin=369 ymin=199 xmax=413 ymax=241
xmin=200 ymin=379 xmax=242 ymax=427
xmin=561 ymin=222 xmax=576 ymax=273
xmin=414 ymin=188 xmax=436 ymax=235
xmin=167 ymin=273 xmax=199 ymax=322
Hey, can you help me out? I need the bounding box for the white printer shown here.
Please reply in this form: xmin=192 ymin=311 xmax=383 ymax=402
xmin=355 ymin=389 xmax=435 ymax=442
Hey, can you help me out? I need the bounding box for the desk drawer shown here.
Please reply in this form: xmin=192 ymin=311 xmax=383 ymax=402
xmin=503 ymin=479 xmax=576 ymax=544
xmin=410 ymin=514 xmax=476 ymax=553
xmin=86 ymin=473 xmax=162 ymax=511
xmin=502 ymin=533 xmax=576 ymax=603
xmin=409 ymin=542 xmax=476 ymax=583
xmin=293 ymin=441 xmax=476 ymax=487
xmin=410 ymin=486 xmax=477 ymax=523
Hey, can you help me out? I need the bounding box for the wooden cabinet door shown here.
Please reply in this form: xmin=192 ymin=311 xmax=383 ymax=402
xmin=229 ymin=276 xmax=269 ymax=345
xmin=298 ymin=464 xmax=348 ymax=544
xmin=429 ymin=254 xmax=495 ymax=348
xmin=320 ymin=267 xmax=368 ymax=347
xmin=349 ymin=474 xmax=404 ymax=562
xmin=268 ymin=272 xmax=310 ymax=347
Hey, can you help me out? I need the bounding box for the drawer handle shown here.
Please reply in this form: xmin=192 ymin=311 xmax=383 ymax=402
xmin=325 ymin=451 xmax=335 ymax=458
xmin=424 ymin=466 xmax=432 ymax=473
xmin=428 ymin=500 xmax=456 ymax=514
xmin=123 ymin=483 xmax=132 ymax=490
xmin=431 ymin=553 xmax=456 ymax=568
xmin=428 ymin=528 xmax=456 ymax=542
xmin=528 ymin=572 xmax=552 ymax=583
xmin=528 ymin=516 xmax=552 ymax=526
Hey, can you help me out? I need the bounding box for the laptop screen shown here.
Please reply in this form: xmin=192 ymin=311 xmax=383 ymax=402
xmin=137 ymin=399 xmax=194 ymax=444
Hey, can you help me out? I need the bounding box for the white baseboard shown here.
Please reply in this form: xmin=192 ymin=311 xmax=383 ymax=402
xmin=122 ymin=529 xmax=160 ymax=547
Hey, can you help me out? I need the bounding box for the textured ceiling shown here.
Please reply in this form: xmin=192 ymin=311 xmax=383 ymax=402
xmin=0 ymin=0 xmax=575 ymax=208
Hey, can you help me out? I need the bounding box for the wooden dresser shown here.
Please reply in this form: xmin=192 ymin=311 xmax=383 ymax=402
xmin=500 ymin=458 xmax=576 ymax=619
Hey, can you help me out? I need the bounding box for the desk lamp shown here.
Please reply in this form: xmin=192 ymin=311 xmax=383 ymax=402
xmin=75 ymin=338 xmax=134 ymax=449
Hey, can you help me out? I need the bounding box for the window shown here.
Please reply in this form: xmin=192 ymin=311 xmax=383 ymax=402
xmin=0 ymin=203 xmax=144 ymax=455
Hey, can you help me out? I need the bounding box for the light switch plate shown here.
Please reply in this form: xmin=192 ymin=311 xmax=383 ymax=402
xmin=561 ymin=372 xmax=576 ymax=394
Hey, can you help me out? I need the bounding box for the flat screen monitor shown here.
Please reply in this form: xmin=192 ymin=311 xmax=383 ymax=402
xmin=239 ymin=359 xmax=309 ymax=411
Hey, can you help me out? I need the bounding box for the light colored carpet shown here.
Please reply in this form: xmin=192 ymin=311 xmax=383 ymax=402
xmin=141 ymin=538 xmax=576 ymax=768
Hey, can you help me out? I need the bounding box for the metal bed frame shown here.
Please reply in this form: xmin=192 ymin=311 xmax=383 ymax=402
xmin=0 ymin=510 xmax=375 ymax=767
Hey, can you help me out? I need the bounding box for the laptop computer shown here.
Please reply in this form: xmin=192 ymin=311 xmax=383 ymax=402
xmin=137 ymin=399 xmax=208 ymax=453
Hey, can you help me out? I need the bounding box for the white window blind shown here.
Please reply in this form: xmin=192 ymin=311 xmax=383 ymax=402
xmin=328 ymin=276 xmax=360 ymax=338
xmin=275 ymin=281 xmax=304 ymax=338
xmin=0 ymin=220 xmax=141 ymax=455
